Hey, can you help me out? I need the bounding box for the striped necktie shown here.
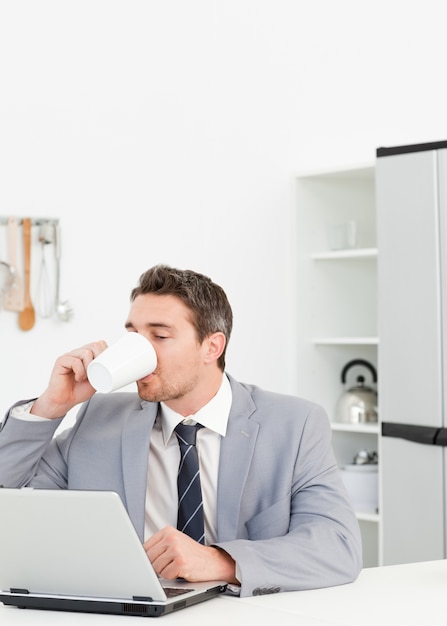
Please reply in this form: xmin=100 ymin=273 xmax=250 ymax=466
xmin=174 ymin=423 xmax=205 ymax=544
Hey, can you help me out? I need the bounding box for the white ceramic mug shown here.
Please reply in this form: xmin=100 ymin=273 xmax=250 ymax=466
xmin=87 ymin=333 xmax=157 ymax=393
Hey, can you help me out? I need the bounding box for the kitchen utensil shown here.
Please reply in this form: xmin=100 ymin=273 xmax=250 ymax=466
xmin=3 ymin=217 xmax=24 ymax=312
xmin=335 ymin=359 xmax=378 ymax=424
xmin=340 ymin=462 xmax=378 ymax=512
xmin=54 ymin=223 xmax=73 ymax=322
xmin=18 ymin=218 xmax=36 ymax=331
xmin=36 ymin=222 xmax=55 ymax=318
xmin=352 ymin=449 xmax=378 ymax=465
xmin=0 ymin=261 xmax=15 ymax=308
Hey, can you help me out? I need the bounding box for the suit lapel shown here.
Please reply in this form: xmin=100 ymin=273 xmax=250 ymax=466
xmin=216 ymin=377 xmax=259 ymax=541
xmin=121 ymin=402 xmax=158 ymax=540
xmin=119 ymin=378 xmax=258 ymax=543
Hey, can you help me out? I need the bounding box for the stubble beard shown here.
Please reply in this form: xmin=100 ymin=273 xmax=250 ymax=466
xmin=136 ymin=373 xmax=199 ymax=404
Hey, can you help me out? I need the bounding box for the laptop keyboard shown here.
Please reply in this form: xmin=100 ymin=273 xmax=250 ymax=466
xmin=164 ymin=587 xmax=191 ymax=598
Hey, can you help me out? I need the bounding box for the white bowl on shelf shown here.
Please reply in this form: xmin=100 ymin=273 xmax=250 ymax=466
xmin=340 ymin=464 xmax=378 ymax=513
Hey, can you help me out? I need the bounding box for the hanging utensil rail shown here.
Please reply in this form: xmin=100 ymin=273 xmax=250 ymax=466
xmin=0 ymin=215 xmax=72 ymax=324
xmin=0 ymin=217 xmax=59 ymax=227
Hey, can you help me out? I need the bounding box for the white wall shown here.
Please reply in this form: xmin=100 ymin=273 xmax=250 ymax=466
xmin=1 ymin=0 xmax=446 ymax=412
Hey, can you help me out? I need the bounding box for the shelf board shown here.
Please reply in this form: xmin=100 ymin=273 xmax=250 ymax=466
xmin=356 ymin=511 xmax=380 ymax=523
xmin=312 ymin=337 xmax=379 ymax=346
xmin=331 ymin=422 xmax=379 ymax=434
xmin=296 ymin=163 xmax=375 ymax=180
xmin=312 ymin=247 xmax=378 ymax=261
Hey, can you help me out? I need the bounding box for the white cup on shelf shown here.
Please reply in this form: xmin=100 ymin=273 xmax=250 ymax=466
xmin=327 ymin=221 xmax=357 ymax=250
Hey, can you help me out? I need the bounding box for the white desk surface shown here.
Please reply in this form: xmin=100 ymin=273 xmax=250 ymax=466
xmin=1 ymin=559 xmax=446 ymax=626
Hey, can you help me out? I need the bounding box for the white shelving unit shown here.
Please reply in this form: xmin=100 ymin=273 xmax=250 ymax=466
xmin=294 ymin=164 xmax=379 ymax=567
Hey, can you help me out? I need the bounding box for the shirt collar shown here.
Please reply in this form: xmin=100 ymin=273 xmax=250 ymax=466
xmin=160 ymin=374 xmax=232 ymax=444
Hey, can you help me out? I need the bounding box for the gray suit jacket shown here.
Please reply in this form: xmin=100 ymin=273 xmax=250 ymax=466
xmin=0 ymin=374 xmax=362 ymax=597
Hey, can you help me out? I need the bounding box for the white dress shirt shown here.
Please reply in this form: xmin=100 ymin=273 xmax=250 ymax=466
xmin=143 ymin=374 xmax=232 ymax=543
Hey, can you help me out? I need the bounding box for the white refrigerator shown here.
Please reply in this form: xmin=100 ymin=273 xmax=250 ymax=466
xmin=376 ymin=140 xmax=447 ymax=565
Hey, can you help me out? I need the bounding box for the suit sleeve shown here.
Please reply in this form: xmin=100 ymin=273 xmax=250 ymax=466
xmin=214 ymin=405 xmax=363 ymax=597
xmin=0 ymin=402 xmax=76 ymax=489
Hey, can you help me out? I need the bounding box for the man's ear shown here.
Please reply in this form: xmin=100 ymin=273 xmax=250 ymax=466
xmin=203 ymin=332 xmax=226 ymax=364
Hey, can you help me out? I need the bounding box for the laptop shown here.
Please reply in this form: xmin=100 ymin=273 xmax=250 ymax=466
xmin=0 ymin=488 xmax=227 ymax=617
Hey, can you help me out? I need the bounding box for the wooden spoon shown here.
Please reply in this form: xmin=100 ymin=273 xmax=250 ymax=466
xmin=18 ymin=218 xmax=36 ymax=331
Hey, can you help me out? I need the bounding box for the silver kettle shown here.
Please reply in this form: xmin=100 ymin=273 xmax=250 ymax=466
xmin=335 ymin=359 xmax=378 ymax=424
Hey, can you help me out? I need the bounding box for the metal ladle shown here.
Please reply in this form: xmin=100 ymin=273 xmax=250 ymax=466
xmin=54 ymin=223 xmax=73 ymax=322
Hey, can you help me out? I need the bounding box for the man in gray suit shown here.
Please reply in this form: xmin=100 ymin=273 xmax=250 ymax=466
xmin=0 ymin=264 xmax=362 ymax=597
